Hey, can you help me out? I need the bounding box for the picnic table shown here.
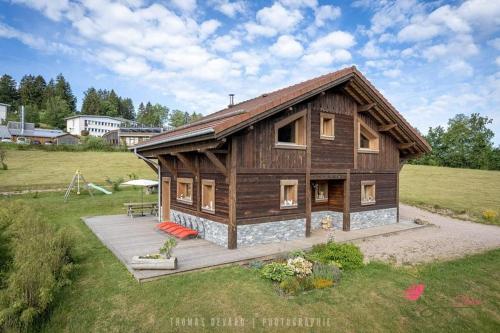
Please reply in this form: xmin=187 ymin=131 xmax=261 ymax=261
xmin=124 ymin=202 xmax=158 ymax=217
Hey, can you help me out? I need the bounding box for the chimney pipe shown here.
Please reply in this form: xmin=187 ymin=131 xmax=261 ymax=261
xmin=228 ymin=94 xmax=234 ymax=107
xmin=21 ymin=105 xmax=25 ymax=135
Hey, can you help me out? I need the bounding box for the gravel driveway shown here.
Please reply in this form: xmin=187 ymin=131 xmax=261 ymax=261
xmin=353 ymin=204 xmax=500 ymax=265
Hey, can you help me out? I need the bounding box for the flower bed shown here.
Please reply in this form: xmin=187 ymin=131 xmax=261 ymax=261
xmin=255 ymin=242 xmax=364 ymax=296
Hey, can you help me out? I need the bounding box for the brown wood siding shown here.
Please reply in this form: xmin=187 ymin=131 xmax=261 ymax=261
xmin=236 ymin=174 xmax=306 ymax=220
xmin=237 ymin=106 xmax=307 ymax=169
xmin=357 ymin=113 xmax=400 ymax=171
xmin=350 ymin=173 xmax=397 ymax=212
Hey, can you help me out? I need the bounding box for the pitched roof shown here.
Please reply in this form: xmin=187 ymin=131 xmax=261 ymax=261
xmin=135 ymin=66 xmax=430 ymax=156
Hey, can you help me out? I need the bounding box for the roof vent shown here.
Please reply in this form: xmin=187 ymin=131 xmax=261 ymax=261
xmin=228 ymin=94 xmax=235 ymax=107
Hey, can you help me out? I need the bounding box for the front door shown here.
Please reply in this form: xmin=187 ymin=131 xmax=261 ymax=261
xmin=162 ymin=177 xmax=171 ymax=221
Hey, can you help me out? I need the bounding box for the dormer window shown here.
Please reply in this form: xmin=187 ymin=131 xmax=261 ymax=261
xmin=274 ymin=110 xmax=306 ymax=149
xmin=358 ymin=119 xmax=379 ymax=153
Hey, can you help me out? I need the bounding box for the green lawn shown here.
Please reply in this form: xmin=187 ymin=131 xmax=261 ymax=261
xmin=0 ymin=150 xmax=155 ymax=192
xmin=0 ymin=191 xmax=499 ymax=332
xmin=400 ymin=164 xmax=500 ymax=225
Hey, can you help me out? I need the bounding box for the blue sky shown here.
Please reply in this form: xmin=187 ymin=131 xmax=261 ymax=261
xmin=0 ymin=0 xmax=499 ymax=143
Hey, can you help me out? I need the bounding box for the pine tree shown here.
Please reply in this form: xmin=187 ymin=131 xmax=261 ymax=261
xmin=169 ymin=109 xmax=189 ymax=128
xmin=119 ymin=98 xmax=135 ymax=120
xmin=106 ymin=90 xmax=120 ymax=117
xmin=81 ymin=87 xmax=101 ymax=115
xmin=54 ymin=74 xmax=77 ymax=113
xmin=0 ymin=74 xmax=19 ymax=113
xmin=19 ymin=74 xmax=46 ymax=109
xmin=40 ymin=96 xmax=71 ymax=129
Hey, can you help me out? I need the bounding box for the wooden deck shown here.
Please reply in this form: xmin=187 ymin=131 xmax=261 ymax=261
xmin=83 ymin=215 xmax=424 ymax=282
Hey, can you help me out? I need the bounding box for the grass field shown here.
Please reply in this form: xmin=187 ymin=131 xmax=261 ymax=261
xmin=400 ymin=164 xmax=500 ymax=225
xmin=0 ymin=150 xmax=155 ymax=192
xmin=0 ymin=191 xmax=499 ymax=332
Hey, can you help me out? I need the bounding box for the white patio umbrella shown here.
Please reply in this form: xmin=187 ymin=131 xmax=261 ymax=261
xmin=121 ymin=179 xmax=159 ymax=206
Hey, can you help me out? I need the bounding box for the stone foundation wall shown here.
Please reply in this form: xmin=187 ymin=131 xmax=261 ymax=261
xmin=237 ymin=218 xmax=306 ymax=247
xmin=350 ymin=208 xmax=397 ymax=230
xmin=170 ymin=209 xmax=228 ymax=247
xmin=311 ymin=211 xmax=343 ymax=230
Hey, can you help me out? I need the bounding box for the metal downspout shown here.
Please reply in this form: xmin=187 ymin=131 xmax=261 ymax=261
xmin=134 ymin=148 xmax=161 ymax=222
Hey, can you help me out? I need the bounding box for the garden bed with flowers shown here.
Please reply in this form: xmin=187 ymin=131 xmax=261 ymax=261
xmin=251 ymin=242 xmax=364 ymax=296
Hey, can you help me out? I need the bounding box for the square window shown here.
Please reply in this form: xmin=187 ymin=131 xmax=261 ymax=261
xmin=280 ymin=179 xmax=298 ymax=209
xmin=201 ymin=179 xmax=215 ymax=213
xmin=315 ymin=181 xmax=328 ymax=202
xmin=361 ymin=181 xmax=376 ymax=205
xmin=320 ymin=113 xmax=335 ymax=140
xmin=177 ymin=178 xmax=193 ymax=204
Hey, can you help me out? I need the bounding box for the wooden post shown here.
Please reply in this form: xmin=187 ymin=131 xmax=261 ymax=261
xmin=343 ymin=171 xmax=350 ymax=231
xmin=228 ymin=137 xmax=238 ymax=249
xmin=195 ymin=155 xmax=201 ymax=213
xmin=353 ymin=104 xmax=358 ymax=170
xmin=396 ymin=170 xmax=400 ymax=223
xmin=305 ymin=103 xmax=312 ymax=237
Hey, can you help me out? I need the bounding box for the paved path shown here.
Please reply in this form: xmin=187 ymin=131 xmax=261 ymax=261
xmin=354 ymin=204 xmax=500 ymax=265
xmin=84 ymin=214 xmax=423 ymax=281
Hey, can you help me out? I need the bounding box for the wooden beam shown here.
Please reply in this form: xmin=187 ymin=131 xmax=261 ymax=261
xmin=202 ymin=150 xmax=228 ymax=177
xmin=378 ymin=123 xmax=397 ymax=132
xmin=343 ymin=171 xmax=350 ymax=231
xmin=172 ymin=152 xmax=197 ymax=177
xmin=228 ymin=137 xmax=238 ymax=249
xmin=398 ymin=142 xmax=416 ymax=150
xmin=142 ymin=158 xmax=158 ymax=174
xmin=358 ymin=102 xmax=376 ymax=112
xmin=195 ymin=155 xmax=200 ymax=213
xmin=305 ymin=103 xmax=312 ymax=237
xmin=144 ymin=140 xmax=222 ymax=156
xmin=353 ymin=104 xmax=358 ymax=169
xmin=157 ymin=155 xmax=177 ymax=179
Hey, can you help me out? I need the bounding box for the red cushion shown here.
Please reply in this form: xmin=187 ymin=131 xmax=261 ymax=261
xmin=157 ymin=221 xmax=177 ymax=229
xmin=173 ymin=229 xmax=198 ymax=239
xmin=161 ymin=225 xmax=185 ymax=232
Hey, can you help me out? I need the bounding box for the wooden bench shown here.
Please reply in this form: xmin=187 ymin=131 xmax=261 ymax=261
xmin=124 ymin=202 xmax=158 ymax=217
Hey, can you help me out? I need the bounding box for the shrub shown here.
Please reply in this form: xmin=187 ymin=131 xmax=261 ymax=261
xmin=308 ymin=243 xmax=364 ymax=270
xmin=297 ymin=276 xmax=314 ymax=291
xmin=261 ymin=262 xmax=294 ymax=282
xmin=482 ymin=209 xmax=497 ymax=221
xmin=248 ymin=260 xmax=265 ymax=270
xmin=312 ymin=262 xmax=342 ymax=283
xmin=0 ymin=147 xmax=6 ymax=170
xmin=287 ymin=249 xmax=306 ymax=259
xmin=159 ymin=238 xmax=177 ymax=258
xmin=105 ymin=177 xmax=124 ymax=192
xmin=0 ymin=203 xmax=74 ymax=331
xmin=286 ymin=257 xmax=313 ymax=278
xmin=279 ymin=277 xmax=301 ymax=295
xmin=312 ymin=277 xmax=334 ymax=289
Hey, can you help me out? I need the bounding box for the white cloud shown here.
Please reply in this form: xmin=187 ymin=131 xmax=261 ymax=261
xmin=382 ymin=68 xmax=401 ymax=78
xmin=397 ymin=23 xmax=441 ymax=42
xmin=213 ymin=0 xmax=246 ymax=18
xmin=231 ymin=51 xmax=264 ymax=75
xmin=302 ymin=49 xmax=351 ymax=67
xmin=279 ymin=0 xmax=317 ymax=8
xmin=309 ymin=30 xmax=356 ymax=50
xmin=314 ymin=5 xmax=341 ymax=27
xmin=256 ymin=3 xmax=303 ymax=32
xmin=359 ymin=40 xmax=382 ymax=58
xmin=445 ymin=59 xmax=474 ymax=77
xmin=269 ymin=35 xmax=303 ymax=58
xmin=199 ymin=19 xmax=221 ymax=39
xmin=244 ymin=22 xmax=277 ymax=39
xmin=12 ymin=0 xmax=71 ymax=21
xmin=170 ymin=0 xmax=197 ymax=12
xmin=211 ymin=35 xmax=241 ymax=53
xmin=488 ymin=38 xmax=500 ymax=50
xmin=422 ymin=35 xmax=478 ymax=61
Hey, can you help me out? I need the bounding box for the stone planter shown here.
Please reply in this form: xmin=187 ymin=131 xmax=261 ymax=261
xmin=130 ymin=256 xmax=177 ymax=270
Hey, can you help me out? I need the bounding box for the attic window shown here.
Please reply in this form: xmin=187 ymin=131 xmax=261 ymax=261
xmin=358 ymin=119 xmax=379 ymax=152
xmin=361 ymin=181 xmax=376 ymax=205
xmin=201 ymin=179 xmax=215 ymax=214
xmin=280 ymin=180 xmax=298 ymax=209
xmin=177 ymin=178 xmax=193 ymax=204
xmin=315 ymin=181 xmax=328 ymax=202
xmin=275 ymin=110 xmax=306 ymax=149
xmin=320 ymin=113 xmax=335 ymax=140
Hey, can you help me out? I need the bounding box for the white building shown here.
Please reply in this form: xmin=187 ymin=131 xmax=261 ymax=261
xmin=0 ymin=103 xmax=9 ymax=124
xmin=65 ymin=115 xmax=137 ymax=137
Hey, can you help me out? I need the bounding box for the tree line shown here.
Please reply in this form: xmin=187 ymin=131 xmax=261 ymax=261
xmin=0 ymin=73 xmax=203 ymax=129
xmin=411 ymin=113 xmax=500 ymax=170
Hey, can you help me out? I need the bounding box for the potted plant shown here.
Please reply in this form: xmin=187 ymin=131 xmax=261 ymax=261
xmin=131 ymin=238 xmax=178 ymax=270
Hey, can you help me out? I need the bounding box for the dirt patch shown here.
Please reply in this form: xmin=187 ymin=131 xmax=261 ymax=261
xmin=353 ymin=204 xmax=500 ymax=265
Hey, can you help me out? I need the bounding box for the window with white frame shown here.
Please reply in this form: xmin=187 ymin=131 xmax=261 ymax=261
xmin=177 ymin=178 xmax=193 ymax=204
xmin=320 ymin=113 xmax=335 ymax=140
xmin=314 ymin=181 xmax=328 ymax=202
xmin=201 ymin=179 xmax=215 ymax=213
xmin=361 ymin=180 xmax=376 ymax=205
xmin=280 ymin=179 xmax=298 ymax=209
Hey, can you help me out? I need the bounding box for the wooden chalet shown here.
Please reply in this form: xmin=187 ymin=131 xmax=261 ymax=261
xmin=132 ymin=66 xmax=431 ymax=249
